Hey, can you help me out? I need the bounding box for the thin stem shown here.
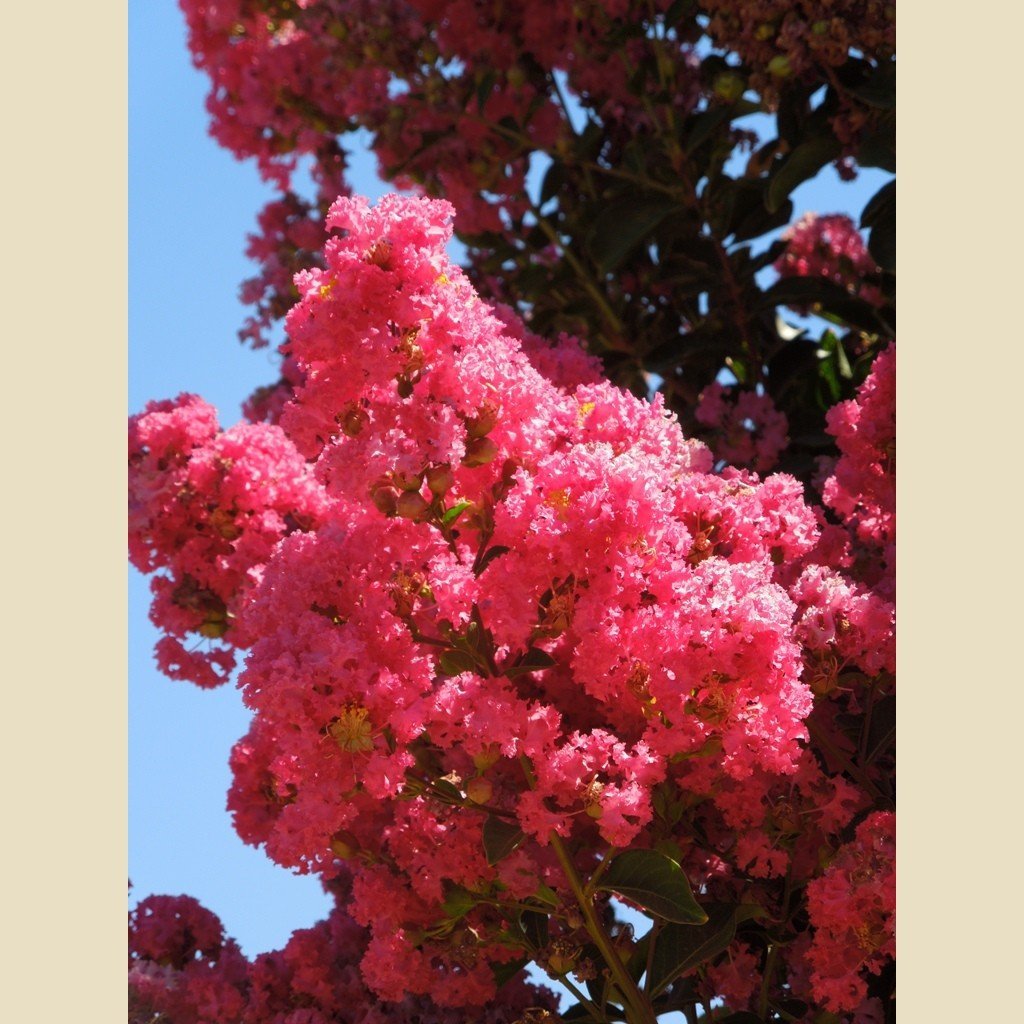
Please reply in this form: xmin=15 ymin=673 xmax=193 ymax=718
xmin=549 ymin=831 xmax=657 ymax=1024
xmin=642 ymin=919 xmax=662 ymax=996
xmin=529 ymin=206 xmax=624 ymax=337
xmin=757 ymin=944 xmax=778 ymax=1020
xmin=556 ymin=972 xmax=610 ymax=1024
xmin=516 ymin=756 xmax=656 ymax=1024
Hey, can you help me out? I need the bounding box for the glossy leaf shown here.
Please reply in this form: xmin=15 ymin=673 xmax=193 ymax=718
xmin=597 ymin=850 xmax=708 ymax=924
xmin=483 ymin=815 xmax=526 ymax=865
xmin=588 ymin=195 xmax=679 ymax=275
xmin=766 ymin=136 xmax=841 ymax=213
xmin=647 ymin=903 xmax=738 ymax=995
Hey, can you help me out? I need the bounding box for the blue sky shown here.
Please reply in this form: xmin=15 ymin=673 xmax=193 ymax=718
xmin=129 ymin=0 xmax=890 ymax=973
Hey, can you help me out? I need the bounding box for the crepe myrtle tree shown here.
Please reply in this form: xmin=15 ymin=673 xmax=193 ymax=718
xmin=129 ymin=3 xmax=895 ymax=1023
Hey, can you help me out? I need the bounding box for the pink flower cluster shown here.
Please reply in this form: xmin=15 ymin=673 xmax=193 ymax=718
xmin=129 ymin=883 xmax=555 ymax=1024
xmin=804 ymin=811 xmax=896 ymax=1012
xmin=128 ymin=394 xmax=330 ymax=686
xmin=130 ymin=195 xmax=896 ymax=1014
xmin=775 ymin=213 xmax=884 ymax=308
xmin=821 ymin=341 xmax=896 ymax=574
xmin=695 ymin=381 xmax=789 ymax=473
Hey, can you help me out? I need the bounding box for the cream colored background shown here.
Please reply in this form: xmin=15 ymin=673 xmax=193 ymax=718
xmin=5 ymin=3 xmax=1018 ymax=1021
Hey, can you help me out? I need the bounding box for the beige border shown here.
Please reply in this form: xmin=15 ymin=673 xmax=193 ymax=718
xmin=10 ymin=2 xmax=1011 ymax=1022
xmin=901 ymin=4 xmax=1022 ymax=1023
xmin=5 ymin=3 xmax=126 ymax=1020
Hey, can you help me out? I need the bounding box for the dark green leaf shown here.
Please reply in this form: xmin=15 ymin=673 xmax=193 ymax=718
xmin=519 ymin=909 xmax=549 ymax=950
xmin=432 ymin=778 xmax=464 ymax=803
xmin=483 ymin=815 xmax=526 ymax=865
xmin=441 ymin=884 xmax=476 ymax=920
xmin=539 ymin=159 xmax=566 ymax=206
xmin=560 ymin=1005 xmax=594 ymax=1022
xmin=438 ymin=649 xmax=479 ymax=677
xmin=504 ymin=647 xmax=557 ymax=679
xmin=868 ymin=217 xmax=896 ymax=274
xmin=646 ymin=904 xmax=737 ymax=996
xmin=597 ymin=850 xmax=708 ymax=924
xmin=865 ymin=693 xmax=896 ymax=764
xmin=476 ymin=70 xmax=497 ymax=112
xmin=490 ymin=956 xmax=529 ymax=988
xmin=588 ymin=195 xmax=679 ymax=275
xmin=861 ymin=180 xmax=896 ymax=230
xmin=766 ymin=135 xmax=842 ymax=213
xmin=731 ymin=196 xmax=793 ymax=243
xmin=857 ymin=116 xmax=896 ymax=172
xmin=685 ymin=106 xmax=732 ymax=153
xmin=846 ymin=60 xmax=897 ymax=110
xmin=475 ymin=545 xmax=510 ymax=576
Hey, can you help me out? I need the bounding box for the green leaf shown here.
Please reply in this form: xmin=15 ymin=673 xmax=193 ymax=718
xmin=647 ymin=903 xmax=737 ymax=996
xmin=441 ymin=884 xmax=476 ymax=920
xmin=856 ymin=116 xmax=896 ymax=172
xmin=475 ymin=544 xmax=510 ymax=576
xmin=438 ymin=649 xmax=479 ymax=677
xmin=432 ymin=778 xmax=464 ymax=803
xmin=861 ymin=179 xmax=896 ymax=274
xmin=731 ymin=196 xmax=793 ymax=243
xmin=442 ymin=501 xmax=472 ymax=526
xmin=539 ymin=159 xmax=566 ymax=207
xmin=868 ymin=217 xmax=895 ymax=274
xmin=846 ymin=60 xmax=896 ymax=111
xmin=476 ymin=70 xmax=497 ymax=112
xmin=483 ymin=815 xmax=526 ymax=865
xmin=766 ymin=135 xmax=842 ymax=213
xmin=860 ymin=180 xmax=896 ymax=230
xmin=519 ymin=909 xmax=549 ymax=950
xmin=685 ymin=105 xmax=732 ymax=153
xmin=491 ymin=956 xmax=529 ymax=989
xmin=504 ymin=647 xmax=557 ymax=679
xmin=864 ymin=693 xmax=896 ymax=764
xmin=597 ymin=850 xmax=708 ymax=924
xmin=588 ymin=195 xmax=679 ymax=275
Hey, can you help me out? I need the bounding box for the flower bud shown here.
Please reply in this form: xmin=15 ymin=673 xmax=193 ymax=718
xmin=394 ymin=468 xmax=425 ymax=491
xmin=396 ymin=490 xmax=430 ymax=521
xmin=425 ymin=464 xmax=454 ymax=496
xmin=371 ymin=484 xmax=399 ymax=516
xmin=466 ymin=401 xmax=499 ymax=438
xmin=713 ymin=71 xmax=746 ymax=104
xmin=472 ymin=745 xmax=501 ymax=771
xmin=463 ymin=436 xmax=498 ymax=467
xmin=465 ymin=777 xmax=494 ymax=805
xmin=330 ymin=830 xmax=361 ymax=860
xmin=338 ymin=404 xmax=368 ymax=437
xmin=768 ymin=55 xmax=792 ymax=79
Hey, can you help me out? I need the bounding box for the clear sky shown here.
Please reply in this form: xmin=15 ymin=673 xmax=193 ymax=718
xmin=129 ymin=0 xmax=890 ymax=968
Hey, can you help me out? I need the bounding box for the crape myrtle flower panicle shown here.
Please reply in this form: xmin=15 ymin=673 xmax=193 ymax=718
xmin=128 ymin=393 xmax=331 ymax=687
xmin=209 ymin=194 xmax=831 ymax=1006
xmin=774 ymin=212 xmax=884 ymax=309
xmin=822 ymin=341 xmax=896 ymax=564
xmin=695 ymin=381 xmax=789 ymax=473
xmin=804 ymin=811 xmax=896 ymax=1013
xmin=131 ymin=194 xmax=896 ymax=1013
xmin=129 ymin=885 xmax=556 ymax=1023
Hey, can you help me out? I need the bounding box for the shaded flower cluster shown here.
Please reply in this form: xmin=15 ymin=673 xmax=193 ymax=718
xmin=775 ymin=213 xmax=884 ymax=309
xmin=129 ymin=884 xmax=555 ymax=1024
